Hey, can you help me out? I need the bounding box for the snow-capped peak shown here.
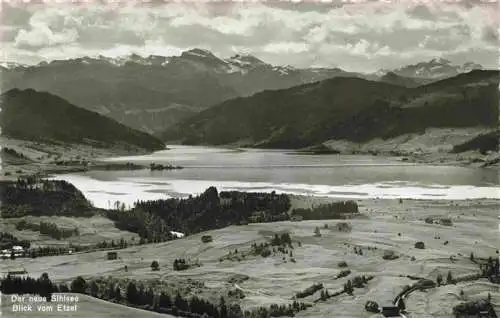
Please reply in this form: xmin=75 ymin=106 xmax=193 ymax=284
xmin=430 ymin=57 xmax=451 ymax=65
xmin=182 ymin=48 xmax=217 ymax=59
xmin=227 ymin=54 xmax=266 ymax=68
xmin=272 ymin=65 xmax=296 ymax=76
xmin=388 ymin=58 xmax=483 ymax=79
xmin=0 ymin=61 xmax=27 ymax=69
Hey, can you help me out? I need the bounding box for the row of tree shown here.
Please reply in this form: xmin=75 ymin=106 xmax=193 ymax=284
xmin=0 ymin=273 xmax=55 ymax=300
xmin=8 ymin=238 xmax=132 ymax=259
xmin=63 ymin=275 xmax=313 ymax=317
xmin=291 ymin=201 xmax=359 ymax=220
xmin=16 ymin=220 xmax=79 ymax=240
xmin=0 ymin=271 xmax=316 ymax=318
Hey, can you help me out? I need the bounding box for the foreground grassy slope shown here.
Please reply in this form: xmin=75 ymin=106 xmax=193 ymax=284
xmin=2 ymin=197 xmax=497 ymax=317
xmin=1 ymin=293 xmax=175 ymax=318
xmin=0 ymin=89 xmax=165 ymax=151
xmin=161 ymin=70 xmax=499 ymax=149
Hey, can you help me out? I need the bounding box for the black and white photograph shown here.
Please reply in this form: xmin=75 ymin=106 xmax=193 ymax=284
xmin=0 ymin=0 xmax=498 ymax=317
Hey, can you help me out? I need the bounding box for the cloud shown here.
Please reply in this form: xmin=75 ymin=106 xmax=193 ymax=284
xmin=262 ymin=42 xmax=309 ymax=54
xmin=15 ymin=27 xmax=78 ymax=49
xmin=1 ymin=2 xmax=498 ymax=72
xmin=482 ymin=26 xmax=499 ymax=44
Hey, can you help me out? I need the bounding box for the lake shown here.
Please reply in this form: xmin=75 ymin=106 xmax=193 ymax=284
xmin=51 ymin=146 xmax=500 ymax=209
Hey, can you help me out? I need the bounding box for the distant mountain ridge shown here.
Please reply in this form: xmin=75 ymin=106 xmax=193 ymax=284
xmin=0 ymin=49 xmax=371 ymax=135
xmin=1 ymin=51 xmax=485 ymax=135
xmin=385 ymin=58 xmax=483 ymax=79
xmin=160 ymin=70 xmax=499 ymax=149
xmin=0 ymin=89 xmax=165 ymax=151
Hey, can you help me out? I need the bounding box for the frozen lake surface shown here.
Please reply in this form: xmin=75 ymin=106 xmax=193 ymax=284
xmin=51 ymin=146 xmax=500 ymax=209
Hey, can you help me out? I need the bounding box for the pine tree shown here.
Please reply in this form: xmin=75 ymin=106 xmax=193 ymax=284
xmin=70 ymin=276 xmax=87 ymax=294
xmin=436 ymin=274 xmax=443 ymax=286
xmin=314 ymin=226 xmax=321 ymax=237
xmin=126 ymin=282 xmax=138 ymax=304
xmin=446 ymin=271 xmax=454 ymax=284
xmin=219 ymin=296 xmax=228 ymax=318
xmin=174 ymin=293 xmax=188 ymax=311
xmin=159 ymin=292 xmax=172 ymax=308
xmin=90 ymin=281 xmax=99 ymax=297
xmin=397 ymin=298 xmax=406 ymax=311
xmin=151 ymin=260 xmax=159 ymax=271
xmin=344 ymin=280 xmax=353 ymax=294
xmin=114 ymin=286 xmax=122 ymax=301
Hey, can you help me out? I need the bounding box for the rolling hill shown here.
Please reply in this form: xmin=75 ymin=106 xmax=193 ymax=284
xmin=0 ymin=89 xmax=165 ymax=151
xmin=160 ymin=70 xmax=499 ymax=149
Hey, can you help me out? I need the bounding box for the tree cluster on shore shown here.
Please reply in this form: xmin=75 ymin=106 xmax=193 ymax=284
xmin=0 ymin=177 xmax=93 ymax=218
xmin=105 ymin=208 xmax=174 ymax=243
xmin=291 ymin=201 xmax=359 ymax=220
xmin=130 ymin=187 xmax=291 ymax=235
xmin=2 ymin=178 xmax=360 ymax=253
xmin=149 ymin=163 xmax=183 ymax=171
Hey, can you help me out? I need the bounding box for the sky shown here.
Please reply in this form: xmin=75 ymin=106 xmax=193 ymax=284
xmin=0 ymin=0 xmax=498 ymax=72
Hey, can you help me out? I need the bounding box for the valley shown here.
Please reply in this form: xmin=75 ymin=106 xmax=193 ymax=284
xmin=0 ymin=10 xmax=498 ymax=317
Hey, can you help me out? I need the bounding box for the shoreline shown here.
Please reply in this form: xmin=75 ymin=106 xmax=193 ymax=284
xmin=167 ymin=141 xmax=500 ymax=170
xmin=3 ymin=136 xmax=498 ymax=184
xmin=0 ymin=137 xmax=181 ymax=181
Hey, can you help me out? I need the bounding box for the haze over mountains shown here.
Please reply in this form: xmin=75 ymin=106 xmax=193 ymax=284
xmin=161 ymin=70 xmax=499 ymax=149
xmin=0 ymin=49 xmax=484 ymax=136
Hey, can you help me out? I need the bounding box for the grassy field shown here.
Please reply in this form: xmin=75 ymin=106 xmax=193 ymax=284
xmin=1 ymin=215 xmax=140 ymax=247
xmin=1 ymin=197 xmax=497 ymax=317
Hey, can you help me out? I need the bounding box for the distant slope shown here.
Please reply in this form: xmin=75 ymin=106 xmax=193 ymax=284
xmin=379 ymin=72 xmax=432 ymax=87
xmin=0 ymin=89 xmax=165 ymax=151
xmin=161 ymin=70 xmax=499 ymax=149
xmin=451 ymin=130 xmax=499 ymax=154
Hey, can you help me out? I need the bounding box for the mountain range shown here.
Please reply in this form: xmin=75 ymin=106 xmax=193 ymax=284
xmin=0 ymin=89 xmax=165 ymax=151
xmin=0 ymin=49 xmax=483 ymax=135
xmin=389 ymin=58 xmax=483 ymax=79
xmin=160 ymin=70 xmax=499 ymax=149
